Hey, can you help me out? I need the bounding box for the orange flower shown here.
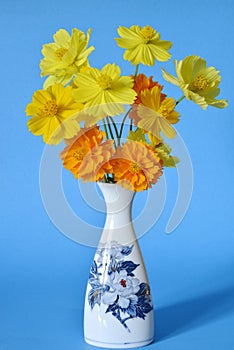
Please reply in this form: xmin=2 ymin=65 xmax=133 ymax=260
xmin=132 ymin=74 xmax=164 ymax=104
xmin=79 ymin=141 xmax=114 ymax=182
xmin=60 ymin=126 xmax=114 ymax=181
xmin=110 ymin=141 xmax=163 ymax=192
xmin=130 ymin=74 xmax=166 ymax=125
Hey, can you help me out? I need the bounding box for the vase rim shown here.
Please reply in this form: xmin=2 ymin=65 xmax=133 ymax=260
xmin=97 ymin=181 xmax=136 ymax=195
xmin=97 ymin=181 xmax=135 ymax=193
xmin=97 ymin=182 xmax=136 ymax=208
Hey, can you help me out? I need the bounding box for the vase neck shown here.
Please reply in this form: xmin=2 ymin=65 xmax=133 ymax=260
xmin=98 ymin=183 xmax=135 ymax=215
xmin=98 ymin=183 xmax=136 ymax=243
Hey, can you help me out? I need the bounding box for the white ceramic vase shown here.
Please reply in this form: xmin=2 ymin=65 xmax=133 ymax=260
xmin=84 ymin=183 xmax=154 ymax=348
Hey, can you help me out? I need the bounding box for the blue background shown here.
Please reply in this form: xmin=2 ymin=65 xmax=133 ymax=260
xmin=1 ymin=0 xmax=234 ymax=349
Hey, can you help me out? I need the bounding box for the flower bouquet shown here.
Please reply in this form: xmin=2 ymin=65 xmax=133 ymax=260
xmin=26 ymin=24 xmax=227 ymax=348
xmin=26 ymin=25 xmax=227 ymax=191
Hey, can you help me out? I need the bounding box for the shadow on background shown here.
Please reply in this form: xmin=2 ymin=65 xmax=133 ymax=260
xmin=154 ymin=285 xmax=234 ymax=342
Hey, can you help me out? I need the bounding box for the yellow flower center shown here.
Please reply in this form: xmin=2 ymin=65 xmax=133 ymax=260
xmin=73 ymin=150 xmax=84 ymax=161
xmin=55 ymin=47 xmax=68 ymax=61
xmin=97 ymin=74 xmax=113 ymax=89
xmin=141 ymin=25 xmax=156 ymax=41
xmin=130 ymin=162 xmax=141 ymax=174
xmin=192 ymin=74 xmax=209 ymax=91
xmin=159 ymin=106 xmax=169 ymax=117
xmin=43 ymin=100 xmax=58 ymax=116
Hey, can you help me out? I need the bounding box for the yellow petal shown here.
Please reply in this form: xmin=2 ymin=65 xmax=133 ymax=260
xmin=148 ymin=42 xmax=171 ymax=62
xmin=162 ymin=69 xmax=179 ymax=86
xmin=157 ymin=117 xmax=177 ymax=138
xmin=53 ymin=29 xmax=71 ymax=47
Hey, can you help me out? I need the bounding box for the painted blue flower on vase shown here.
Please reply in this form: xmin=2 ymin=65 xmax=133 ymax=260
xmin=88 ymin=241 xmax=153 ymax=332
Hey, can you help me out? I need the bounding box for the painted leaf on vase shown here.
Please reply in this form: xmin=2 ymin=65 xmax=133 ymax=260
xmin=88 ymin=287 xmax=102 ymax=309
xmin=125 ymin=293 xmax=153 ymax=319
xmin=118 ymin=260 xmax=139 ymax=276
xmin=89 ymin=260 xmax=98 ymax=278
xmin=106 ymin=302 xmax=119 ymax=314
xmin=121 ymin=244 xmax=134 ymax=256
xmin=137 ymin=282 xmax=151 ymax=296
xmin=88 ymin=280 xmax=110 ymax=310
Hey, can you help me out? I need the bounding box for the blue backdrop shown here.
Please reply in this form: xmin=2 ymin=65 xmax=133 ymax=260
xmin=1 ymin=0 xmax=234 ymax=349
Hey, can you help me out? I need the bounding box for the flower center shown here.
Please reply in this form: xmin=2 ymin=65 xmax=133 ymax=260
xmin=55 ymin=47 xmax=68 ymax=61
xmin=192 ymin=74 xmax=209 ymax=91
xmin=130 ymin=162 xmax=141 ymax=174
xmin=43 ymin=100 xmax=58 ymax=116
xmin=120 ymin=279 xmax=127 ymax=288
xmin=159 ymin=105 xmax=169 ymax=117
xmin=97 ymin=74 xmax=113 ymax=89
xmin=141 ymin=25 xmax=156 ymax=41
xmin=73 ymin=150 xmax=84 ymax=161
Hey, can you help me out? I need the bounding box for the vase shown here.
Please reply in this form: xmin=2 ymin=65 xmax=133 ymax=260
xmin=84 ymin=183 xmax=154 ymax=348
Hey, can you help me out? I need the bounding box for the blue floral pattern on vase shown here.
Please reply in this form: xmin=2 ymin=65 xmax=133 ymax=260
xmin=88 ymin=241 xmax=153 ymax=332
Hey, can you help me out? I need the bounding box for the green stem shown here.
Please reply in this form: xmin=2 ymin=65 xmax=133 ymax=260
xmin=103 ymin=119 xmax=109 ymax=139
xmin=106 ymin=119 xmax=117 ymax=149
xmin=102 ymin=120 xmax=115 ymax=183
xmin=118 ymin=107 xmax=132 ymax=145
xmin=176 ymin=95 xmax=185 ymax=105
xmin=107 ymin=116 xmax=119 ymax=140
xmin=134 ymin=64 xmax=139 ymax=80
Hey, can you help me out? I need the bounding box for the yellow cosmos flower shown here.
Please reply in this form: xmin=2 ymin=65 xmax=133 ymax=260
xmin=162 ymin=55 xmax=228 ymax=110
xmin=40 ymin=28 xmax=94 ymax=88
xmin=26 ymin=83 xmax=83 ymax=145
xmin=72 ymin=63 xmax=136 ymax=124
xmin=136 ymin=85 xmax=179 ymax=140
xmin=110 ymin=141 xmax=163 ymax=192
xmin=115 ymin=25 xmax=172 ymax=66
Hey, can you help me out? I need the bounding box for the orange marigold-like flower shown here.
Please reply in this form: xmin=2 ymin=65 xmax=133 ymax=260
xmin=130 ymin=73 xmax=166 ymax=125
xmin=110 ymin=141 xmax=163 ymax=192
xmin=133 ymin=74 xmax=165 ymax=104
xmin=60 ymin=126 xmax=114 ymax=182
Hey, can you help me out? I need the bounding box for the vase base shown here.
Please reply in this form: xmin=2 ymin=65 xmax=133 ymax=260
xmin=84 ymin=336 xmax=154 ymax=349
